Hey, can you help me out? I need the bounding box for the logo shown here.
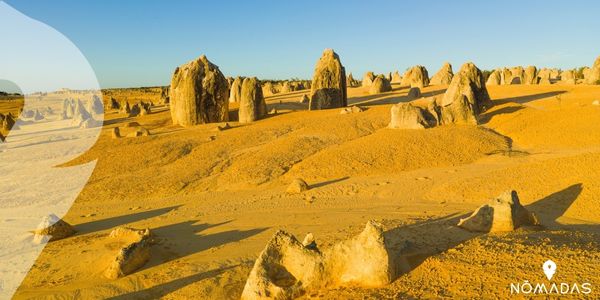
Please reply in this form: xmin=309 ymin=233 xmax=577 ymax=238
xmin=509 ymin=259 xmax=592 ymax=296
xmin=543 ymin=260 xmax=556 ymax=280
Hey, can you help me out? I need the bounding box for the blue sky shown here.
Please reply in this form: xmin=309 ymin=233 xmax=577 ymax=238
xmin=4 ymin=0 xmax=600 ymax=89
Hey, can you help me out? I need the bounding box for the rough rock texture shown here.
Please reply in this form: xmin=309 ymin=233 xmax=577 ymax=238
xmin=32 ymin=214 xmax=76 ymax=244
xmin=262 ymin=82 xmax=277 ymax=96
xmin=458 ymin=190 xmax=540 ymax=232
xmin=309 ymin=49 xmax=347 ymax=110
xmin=486 ymin=70 xmax=501 ymax=85
xmin=280 ymin=81 xmax=292 ymax=93
xmin=560 ymin=70 xmax=576 ymax=84
xmin=537 ymin=68 xmax=552 ymax=85
xmin=287 ymin=178 xmax=309 ymax=194
xmin=523 ymin=66 xmax=538 ymax=85
xmin=239 ymin=77 xmax=267 ymax=123
xmin=440 ymin=62 xmax=492 ymax=125
xmin=106 ymin=97 xmax=120 ymax=110
xmin=229 ymin=76 xmax=244 ymax=103
xmin=325 ymin=221 xmax=394 ymax=287
xmin=88 ymin=95 xmax=104 ymax=115
xmin=430 ymin=62 xmax=453 ymax=85
xmin=388 ymin=103 xmax=431 ymax=129
xmin=169 ymin=55 xmax=229 ymax=126
xmin=72 ymin=99 xmax=92 ymax=126
xmin=500 ymin=68 xmax=512 ymax=85
xmin=368 ymin=75 xmax=392 ymax=95
xmin=362 ymin=72 xmax=375 ymax=87
xmin=401 ymin=65 xmax=429 ymax=88
xmin=2 ymin=113 xmax=16 ymax=131
xmin=391 ymin=71 xmax=402 ymax=83
xmin=587 ymin=56 xmax=600 ymax=84
xmin=104 ymin=227 xmax=153 ymax=279
xmin=241 ymin=221 xmax=395 ymax=300
xmin=508 ymin=66 xmax=524 ymax=84
xmin=407 ymin=87 xmax=421 ymax=100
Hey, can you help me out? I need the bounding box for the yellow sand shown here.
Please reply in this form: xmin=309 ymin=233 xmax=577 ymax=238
xmin=9 ymin=83 xmax=600 ymax=299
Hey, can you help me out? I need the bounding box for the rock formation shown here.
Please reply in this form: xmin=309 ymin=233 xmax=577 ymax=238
xmin=523 ymin=66 xmax=538 ymax=85
xmin=169 ymin=55 xmax=229 ymax=126
xmin=457 ymin=190 xmax=540 ymax=232
xmin=239 ymin=77 xmax=267 ymax=123
xmin=407 ymin=87 xmax=421 ymax=100
xmin=262 ymin=82 xmax=277 ymax=96
xmin=388 ymin=103 xmax=431 ymax=129
xmin=72 ymin=99 xmax=92 ymax=126
xmin=111 ymin=127 xmax=121 ymax=139
xmin=368 ymin=75 xmax=392 ymax=95
xmin=430 ymin=62 xmax=453 ymax=85
xmin=32 ymin=214 xmax=76 ymax=244
xmin=401 ymin=66 xmax=429 ymax=88
xmin=287 ymin=178 xmax=309 ymax=194
xmin=439 ymin=62 xmax=492 ymax=125
xmin=309 ymin=49 xmax=347 ymax=110
xmin=281 ymin=81 xmax=292 ymax=93
xmin=560 ymin=69 xmax=576 ymax=84
xmin=486 ymin=69 xmax=501 ymax=85
xmin=391 ymin=71 xmax=402 ymax=83
xmin=241 ymin=221 xmax=396 ymax=300
xmin=537 ymin=69 xmax=552 ymax=85
xmin=362 ymin=72 xmax=375 ymax=87
xmin=104 ymin=227 xmax=153 ymax=279
xmin=587 ymin=56 xmax=600 ymax=84
xmin=229 ymin=76 xmax=244 ymax=103
xmin=508 ymin=66 xmax=524 ymax=84
xmin=88 ymin=94 xmax=104 ymax=115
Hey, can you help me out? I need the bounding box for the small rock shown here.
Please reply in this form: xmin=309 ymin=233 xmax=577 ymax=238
xmin=33 ymin=214 xmax=76 ymax=244
xmin=287 ymin=178 xmax=309 ymax=194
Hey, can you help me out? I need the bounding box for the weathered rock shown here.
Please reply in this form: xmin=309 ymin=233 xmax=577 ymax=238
xmin=508 ymin=66 xmax=524 ymax=84
xmin=391 ymin=71 xmax=402 ymax=83
xmin=111 ymin=127 xmax=121 ymax=139
xmin=126 ymin=127 xmax=150 ymax=137
xmin=407 ymin=87 xmax=421 ymax=100
xmin=299 ymin=94 xmax=309 ymax=104
xmin=2 ymin=113 xmax=16 ymax=131
xmin=32 ymin=214 xmax=76 ymax=244
xmin=500 ymin=68 xmax=512 ymax=85
xmin=340 ymin=105 xmax=365 ymax=114
xmin=560 ymin=69 xmax=576 ymax=84
xmin=368 ymin=75 xmax=392 ymax=95
xmin=120 ymin=101 xmax=131 ymax=114
xmin=388 ymin=103 xmax=431 ymax=129
xmin=239 ymin=77 xmax=267 ymax=123
xmin=104 ymin=227 xmax=153 ymax=279
xmin=169 ymin=55 xmax=229 ymax=126
xmin=160 ymin=86 xmax=170 ymax=104
xmin=537 ymin=68 xmax=552 ymax=85
xmin=280 ymin=81 xmax=292 ymax=93
xmin=88 ymin=95 xmax=104 ymax=115
xmin=486 ymin=70 xmax=501 ymax=86
xmin=262 ymin=82 xmax=277 ymax=96
xmin=72 ymin=99 xmax=92 ymax=126
xmin=523 ymin=66 xmax=538 ymax=85
xmin=309 ymin=49 xmax=347 ymax=110
xmin=426 ymin=97 xmax=442 ymax=126
xmin=430 ymin=62 xmax=453 ymax=85
xmin=106 ymin=97 xmax=120 ymax=110
xmin=588 ymin=56 xmax=600 ymax=84
xmin=458 ymin=190 xmax=540 ymax=232
xmin=346 ymin=73 xmax=359 ymax=87
xmin=440 ymin=62 xmax=492 ymax=125
xmin=287 ymin=178 xmax=309 ymax=194
xmin=362 ymin=72 xmax=375 ymax=87
xmin=229 ymin=76 xmax=244 ymax=103
xmin=325 ymin=221 xmax=394 ymax=287
xmin=241 ymin=220 xmax=395 ymax=300
xmin=401 ymin=65 xmax=429 ymax=88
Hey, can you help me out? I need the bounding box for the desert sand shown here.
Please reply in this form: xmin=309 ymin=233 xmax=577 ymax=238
xmin=5 ymin=80 xmax=600 ymax=298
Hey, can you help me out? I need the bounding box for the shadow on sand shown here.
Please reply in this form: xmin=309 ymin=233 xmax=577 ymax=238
xmin=494 ymin=91 xmax=566 ymax=105
xmin=75 ymin=205 xmax=182 ymax=234
xmin=385 ymin=183 xmax=588 ymax=280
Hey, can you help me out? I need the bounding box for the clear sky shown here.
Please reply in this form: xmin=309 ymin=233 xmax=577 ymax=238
xmin=4 ymin=0 xmax=600 ymax=89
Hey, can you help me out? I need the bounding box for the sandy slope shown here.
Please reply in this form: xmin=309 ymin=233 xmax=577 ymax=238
xmin=9 ymin=83 xmax=600 ymax=299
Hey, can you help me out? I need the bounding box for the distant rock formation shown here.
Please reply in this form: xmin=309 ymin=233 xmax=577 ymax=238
xmin=229 ymin=76 xmax=244 ymax=103
xmin=369 ymin=75 xmax=392 ymax=94
xmin=587 ymin=56 xmax=600 ymax=84
xmin=440 ymin=62 xmax=492 ymax=125
xmin=486 ymin=69 xmax=501 ymax=86
xmin=560 ymin=69 xmax=576 ymax=85
xmin=508 ymin=66 xmax=524 ymax=84
xmin=458 ymin=190 xmax=540 ymax=232
xmin=239 ymin=77 xmax=267 ymax=123
xmin=430 ymin=62 xmax=453 ymax=85
xmin=391 ymin=71 xmax=402 ymax=83
xmin=523 ymin=66 xmax=538 ymax=85
xmin=169 ymin=55 xmax=229 ymax=126
xmin=309 ymin=49 xmax=347 ymax=110
xmin=407 ymin=87 xmax=421 ymax=100
xmin=401 ymin=65 xmax=429 ymax=88
xmin=362 ymin=71 xmax=375 ymax=87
